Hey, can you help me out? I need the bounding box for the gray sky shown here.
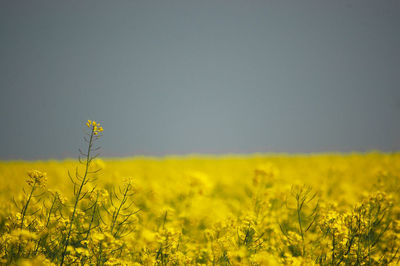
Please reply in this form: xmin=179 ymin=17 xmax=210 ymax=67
xmin=1 ymin=0 xmax=399 ymax=159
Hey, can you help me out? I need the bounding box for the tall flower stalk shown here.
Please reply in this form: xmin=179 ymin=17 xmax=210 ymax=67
xmin=60 ymin=120 xmax=103 ymax=265
xmin=20 ymin=170 xmax=47 ymax=230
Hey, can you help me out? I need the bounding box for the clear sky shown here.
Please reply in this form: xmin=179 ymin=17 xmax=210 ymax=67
xmin=1 ymin=0 xmax=399 ymax=159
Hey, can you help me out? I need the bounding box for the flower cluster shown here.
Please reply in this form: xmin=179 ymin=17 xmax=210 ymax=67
xmin=86 ymin=119 xmax=103 ymax=135
xmin=26 ymin=170 xmax=47 ymax=187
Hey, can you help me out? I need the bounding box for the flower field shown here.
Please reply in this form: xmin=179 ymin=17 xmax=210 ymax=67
xmin=0 ymin=122 xmax=399 ymax=265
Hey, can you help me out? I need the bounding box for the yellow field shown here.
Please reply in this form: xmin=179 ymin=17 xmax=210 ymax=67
xmin=0 ymin=120 xmax=398 ymax=265
xmin=1 ymin=153 xmax=399 ymax=265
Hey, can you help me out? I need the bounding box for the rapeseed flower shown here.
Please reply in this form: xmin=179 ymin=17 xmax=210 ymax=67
xmin=26 ymin=170 xmax=47 ymax=188
xmin=86 ymin=119 xmax=103 ymax=135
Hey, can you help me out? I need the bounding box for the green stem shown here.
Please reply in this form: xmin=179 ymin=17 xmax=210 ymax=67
xmin=46 ymin=193 xmax=57 ymax=227
xmin=368 ymin=209 xmax=372 ymax=265
xmin=17 ymin=183 xmax=37 ymax=257
xmin=20 ymin=183 xmax=36 ymax=229
xmin=60 ymin=129 xmax=94 ymax=266
xmin=86 ymin=198 xmax=98 ymax=240
xmin=296 ymin=197 xmax=305 ymax=256
xmin=110 ymin=184 xmax=129 ymax=236
xmin=332 ymin=232 xmax=335 ymax=265
xmin=34 ymin=193 xmax=57 ymax=255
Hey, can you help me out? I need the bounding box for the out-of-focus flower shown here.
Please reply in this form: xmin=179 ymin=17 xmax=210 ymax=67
xmin=26 ymin=170 xmax=47 ymax=188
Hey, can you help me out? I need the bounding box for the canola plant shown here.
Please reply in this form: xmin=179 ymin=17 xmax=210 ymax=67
xmin=0 ymin=121 xmax=399 ymax=265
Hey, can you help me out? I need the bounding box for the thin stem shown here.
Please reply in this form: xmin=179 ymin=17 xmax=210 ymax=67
xmin=20 ymin=183 xmax=36 ymax=229
xmin=111 ymin=184 xmax=129 ymax=236
xmin=296 ymin=196 xmax=305 ymax=256
xmin=46 ymin=193 xmax=57 ymax=228
xmin=17 ymin=182 xmax=36 ymax=257
xmin=332 ymin=232 xmax=335 ymax=265
xmin=34 ymin=193 xmax=57 ymax=255
xmin=60 ymin=129 xmax=94 ymax=266
xmin=86 ymin=193 xmax=99 ymax=239
xmin=368 ymin=209 xmax=372 ymax=265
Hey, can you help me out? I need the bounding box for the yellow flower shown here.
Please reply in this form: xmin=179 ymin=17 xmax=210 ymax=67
xmin=86 ymin=119 xmax=104 ymax=135
xmin=26 ymin=170 xmax=47 ymax=187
